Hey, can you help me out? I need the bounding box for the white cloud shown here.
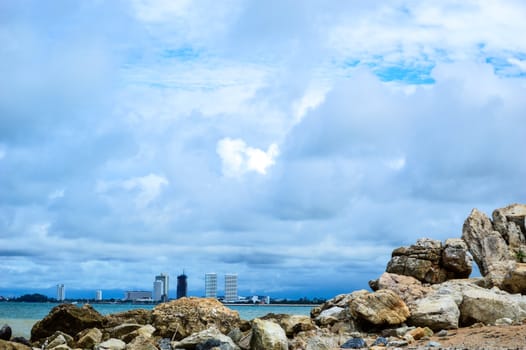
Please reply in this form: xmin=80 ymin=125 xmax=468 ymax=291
xmin=217 ymin=138 xmax=279 ymax=177
xmin=386 ymin=157 xmax=406 ymax=171
xmin=130 ymin=0 xmax=191 ymax=23
xmin=508 ymin=58 xmax=526 ymax=72
xmin=48 ymin=189 xmax=65 ymax=201
xmin=97 ymin=174 xmax=169 ymax=208
xmin=292 ymin=85 xmax=330 ymax=124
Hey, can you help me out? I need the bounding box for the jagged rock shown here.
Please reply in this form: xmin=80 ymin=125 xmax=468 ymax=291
xmin=76 ymin=327 xmax=102 ymax=349
xmin=250 ymin=318 xmax=288 ymax=350
xmin=261 ymin=314 xmax=316 ymax=337
xmin=492 ymin=204 xmax=526 ymax=254
xmin=30 ymin=304 xmax=104 ymax=342
xmin=502 ymin=263 xmax=526 ymax=293
xmin=386 ymin=238 xmax=471 ymax=284
xmin=0 ymin=339 xmax=31 ymax=350
xmin=372 ymin=272 xmax=432 ymax=306
xmin=95 ymin=338 xmax=126 ymax=350
xmin=152 ymin=297 xmax=240 ymax=339
xmin=350 ymin=289 xmax=410 ymax=326
xmin=171 ymin=327 xmax=240 ymax=350
xmin=462 ymin=208 xmax=514 ymax=286
xmin=442 ymin=238 xmax=472 ymax=277
xmin=0 ymin=324 xmax=11 ymax=341
xmin=103 ymin=309 xmax=152 ymax=328
xmin=126 ymin=335 xmax=158 ymax=350
xmin=46 ymin=333 xmax=68 ymax=349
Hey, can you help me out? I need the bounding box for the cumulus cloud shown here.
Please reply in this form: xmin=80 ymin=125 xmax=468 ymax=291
xmin=217 ymin=138 xmax=279 ymax=177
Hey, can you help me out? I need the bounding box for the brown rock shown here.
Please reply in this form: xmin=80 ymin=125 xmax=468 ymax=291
xmin=442 ymin=238 xmax=472 ymax=277
xmin=350 ymin=289 xmax=410 ymax=326
xmin=151 ymin=297 xmax=240 ymax=339
xmin=30 ymin=304 xmax=104 ymax=343
xmin=261 ymin=314 xmax=316 ymax=337
xmin=250 ymin=318 xmax=288 ymax=350
xmin=103 ymin=309 xmax=152 ymax=328
xmin=374 ymin=272 xmax=432 ymax=306
xmin=76 ymin=328 xmax=102 ymax=349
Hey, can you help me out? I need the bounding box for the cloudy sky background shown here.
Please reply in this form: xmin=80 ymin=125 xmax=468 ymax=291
xmin=1 ymin=0 xmax=526 ymax=299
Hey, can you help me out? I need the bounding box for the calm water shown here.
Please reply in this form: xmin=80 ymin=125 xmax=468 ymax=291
xmin=0 ymin=302 xmax=313 ymax=338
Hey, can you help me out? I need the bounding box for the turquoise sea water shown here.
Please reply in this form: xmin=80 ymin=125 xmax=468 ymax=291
xmin=0 ymin=302 xmax=313 ymax=339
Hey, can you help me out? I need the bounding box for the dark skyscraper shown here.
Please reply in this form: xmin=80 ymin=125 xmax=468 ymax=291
xmin=176 ymin=273 xmax=187 ymax=299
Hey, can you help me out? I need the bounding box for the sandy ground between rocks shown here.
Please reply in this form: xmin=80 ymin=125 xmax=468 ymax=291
xmin=408 ymin=324 xmax=526 ymax=349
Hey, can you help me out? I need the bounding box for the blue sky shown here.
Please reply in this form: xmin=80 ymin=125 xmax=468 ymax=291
xmin=1 ymin=0 xmax=526 ymax=299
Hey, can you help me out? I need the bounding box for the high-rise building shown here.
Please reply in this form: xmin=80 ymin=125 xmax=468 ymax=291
xmin=153 ymin=280 xmax=163 ymax=301
xmin=224 ymin=274 xmax=238 ymax=303
xmin=96 ymin=290 xmax=102 ymax=301
xmin=155 ymin=273 xmax=169 ymax=302
xmin=177 ymin=273 xmax=187 ymax=299
xmin=56 ymin=284 xmax=65 ymax=301
xmin=205 ymin=273 xmax=217 ymax=299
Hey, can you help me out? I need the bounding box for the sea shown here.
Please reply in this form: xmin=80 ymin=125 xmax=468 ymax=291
xmin=0 ymin=302 xmax=314 ymax=339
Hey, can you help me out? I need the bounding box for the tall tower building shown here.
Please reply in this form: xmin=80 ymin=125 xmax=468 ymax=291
xmin=224 ymin=274 xmax=238 ymax=303
xmin=56 ymin=284 xmax=65 ymax=301
xmin=205 ymin=273 xmax=217 ymax=299
xmin=176 ymin=273 xmax=187 ymax=299
xmin=95 ymin=290 xmax=102 ymax=301
xmin=155 ymin=273 xmax=169 ymax=302
xmin=153 ymin=280 xmax=163 ymax=301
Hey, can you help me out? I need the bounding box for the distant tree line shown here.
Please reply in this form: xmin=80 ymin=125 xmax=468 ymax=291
xmin=9 ymin=293 xmax=55 ymax=302
xmin=271 ymin=297 xmax=326 ymax=304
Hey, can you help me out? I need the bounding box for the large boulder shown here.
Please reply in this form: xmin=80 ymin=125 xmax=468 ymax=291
xmin=30 ymin=304 xmax=104 ymax=342
xmin=250 ymin=318 xmax=288 ymax=350
xmin=408 ymin=287 xmax=461 ymax=330
xmin=386 ymin=238 xmax=471 ymax=284
xmin=459 ymin=286 xmax=526 ymax=326
xmin=151 ymin=297 xmax=240 ymax=339
xmin=76 ymin=328 xmax=103 ymax=349
xmin=350 ymin=289 xmax=410 ymax=326
xmin=171 ymin=327 xmax=240 ymax=350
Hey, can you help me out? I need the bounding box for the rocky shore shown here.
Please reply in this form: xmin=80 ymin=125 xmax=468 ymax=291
xmin=1 ymin=203 xmax=526 ymax=350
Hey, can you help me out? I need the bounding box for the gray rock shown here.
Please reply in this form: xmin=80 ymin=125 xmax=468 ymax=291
xmin=340 ymin=337 xmax=367 ymax=349
xmin=0 ymin=324 xmax=12 ymax=341
xmin=76 ymin=327 xmax=102 ymax=349
xmin=427 ymin=341 xmax=441 ymax=347
xmin=250 ymin=318 xmax=287 ymax=350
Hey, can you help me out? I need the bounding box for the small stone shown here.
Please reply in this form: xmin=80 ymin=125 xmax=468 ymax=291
xmin=403 ymin=334 xmax=414 ymax=344
xmin=341 ymin=337 xmax=367 ymax=349
xmin=387 ymin=340 xmax=408 ymax=347
xmin=428 ymin=340 xmax=441 ymax=347
xmin=436 ymin=329 xmax=448 ymax=337
xmin=157 ymin=338 xmax=171 ymax=350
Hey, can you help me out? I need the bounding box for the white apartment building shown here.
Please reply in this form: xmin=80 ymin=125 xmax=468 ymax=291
xmin=224 ymin=274 xmax=238 ymax=303
xmin=56 ymin=284 xmax=65 ymax=301
xmin=205 ymin=272 xmax=217 ymax=298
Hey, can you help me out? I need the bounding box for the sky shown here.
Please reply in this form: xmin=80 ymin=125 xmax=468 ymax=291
xmin=1 ymin=0 xmax=526 ymax=300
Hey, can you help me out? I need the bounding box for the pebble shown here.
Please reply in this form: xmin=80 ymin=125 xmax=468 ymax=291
xmin=157 ymin=338 xmax=172 ymax=350
xmin=436 ymin=329 xmax=448 ymax=337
